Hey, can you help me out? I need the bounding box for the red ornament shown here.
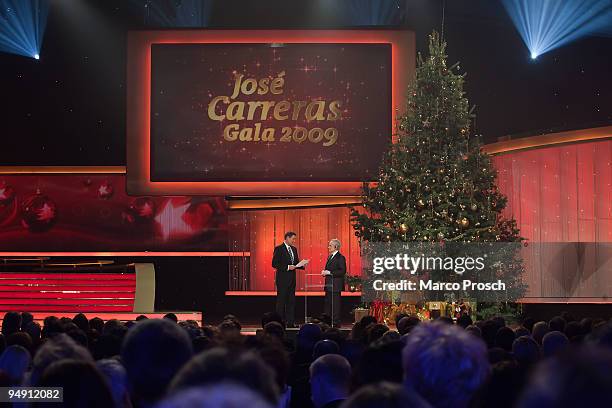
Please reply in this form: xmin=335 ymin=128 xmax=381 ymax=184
xmin=182 ymin=202 xmax=214 ymax=230
xmin=0 ymin=182 xmax=15 ymax=206
xmin=21 ymin=193 xmax=58 ymax=232
xmin=97 ymin=181 xmax=114 ymax=199
xmin=126 ymin=197 xmax=156 ymax=223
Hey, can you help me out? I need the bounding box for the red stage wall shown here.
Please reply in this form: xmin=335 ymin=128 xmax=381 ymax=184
xmin=493 ymin=139 xmax=612 ymax=243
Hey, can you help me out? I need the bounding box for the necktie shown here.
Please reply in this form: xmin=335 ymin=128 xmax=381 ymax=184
xmin=288 ymin=246 xmax=294 ymax=264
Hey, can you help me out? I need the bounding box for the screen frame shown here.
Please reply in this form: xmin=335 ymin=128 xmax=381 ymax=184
xmin=127 ymin=29 xmax=415 ymax=196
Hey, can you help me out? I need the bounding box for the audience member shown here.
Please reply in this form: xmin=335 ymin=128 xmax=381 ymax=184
xmin=403 ymin=321 xmax=489 ymax=408
xmin=0 ymin=345 xmax=31 ymax=385
xmin=169 ymin=347 xmax=278 ymax=405
xmin=340 ymin=381 xmax=430 ymax=408
xmin=39 ymin=359 xmax=115 ymax=408
xmin=156 ymin=383 xmax=273 ymax=408
xmin=541 ymin=331 xmax=569 ymax=358
xmin=121 ymin=318 xmax=193 ymax=406
xmin=517 ymin=347 xmax=612 ymax=407
xmin=310 ymin=354 xmax=351 ymax=408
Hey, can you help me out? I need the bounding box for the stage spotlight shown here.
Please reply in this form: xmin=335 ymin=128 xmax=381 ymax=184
xmin=502 ymin=0 xmax=612 ymax=58
xmin=0 ymin=0 xmax=49 ymax=59
xmin=34 ymin=53 xmax=39 ymax=60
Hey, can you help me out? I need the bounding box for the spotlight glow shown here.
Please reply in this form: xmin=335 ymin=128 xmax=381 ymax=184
xmin=34 ymin=53 xmax=39 ymax=59
xmin=0 ymin=0 xmax=49 ymax=58
xmin=502 ymin=0 xmax=612 ymax=58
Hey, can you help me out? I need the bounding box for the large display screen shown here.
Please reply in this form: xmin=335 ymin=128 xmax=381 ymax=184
xmin=127 ymin=30 xmax=415 ymax=195
xmin=150 ymin=43 xmax=391 ymax=182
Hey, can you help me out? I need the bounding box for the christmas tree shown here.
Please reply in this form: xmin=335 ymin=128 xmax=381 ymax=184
xmin=352 ymin=32 xmax=526 ymax=301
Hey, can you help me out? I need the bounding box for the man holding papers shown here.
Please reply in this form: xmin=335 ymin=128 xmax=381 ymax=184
xmin=321 ymin=238 xmax=346 ymax=328
xmin=272 ymin=231 xmax=309 ymax=327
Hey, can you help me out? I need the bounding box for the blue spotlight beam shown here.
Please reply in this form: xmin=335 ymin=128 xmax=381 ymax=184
xmin=502 ymin=0 xmax=612 ymax=59
xmin=0 ymin=0 xmax=49 ymax=59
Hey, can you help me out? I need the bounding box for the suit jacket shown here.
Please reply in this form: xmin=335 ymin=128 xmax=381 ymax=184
xmin=272 ymin=243 xmax=304 ymax=284
xmin=324 ymin=251 xmax=346 ymax=292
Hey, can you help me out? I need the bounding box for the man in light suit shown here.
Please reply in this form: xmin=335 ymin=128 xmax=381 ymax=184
xmin=272 ymin=231 xmax=308 ymax=327
xmin=321 ymin=238 xmax=346 ymax=328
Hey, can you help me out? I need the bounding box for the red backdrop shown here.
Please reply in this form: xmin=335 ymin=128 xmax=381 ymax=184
xmin=493 ymin=139 xmax=612 ymax=243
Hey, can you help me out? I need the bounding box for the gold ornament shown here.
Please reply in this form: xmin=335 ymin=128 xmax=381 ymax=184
xmin=400 ymin=223 xmax=408 ymax=232
xmin=417 ymin=199 xmax=425 ymax=208
xmin=471 ymin=203 xmax=478 ymax=211
xmin=460 ymin=218 xmax=470 ymax=228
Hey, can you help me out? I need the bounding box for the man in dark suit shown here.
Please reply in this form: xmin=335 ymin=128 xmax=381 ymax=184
xmin=321 ymin=238 xmax=346 ymax=328
xmin=272 ymin=231 xmax=308 ymax=327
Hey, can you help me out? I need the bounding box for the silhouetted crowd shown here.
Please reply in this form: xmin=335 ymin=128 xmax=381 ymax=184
xmin=1 ymin=310 xmax=611 ymax=408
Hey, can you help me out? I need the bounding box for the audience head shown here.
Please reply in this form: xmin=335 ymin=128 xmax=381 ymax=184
xmin=218 ymin=319 xmax=241 ymax=337
xmin=403 ymin=321 xmax=490 ymax=408
xmin=2 ymin=312 xmax=21 ymax=337
xmin=20 ymin=312 xmax=34 ymax=331
xmin=514 ymin=326 xmax=530 ymax=338
xmin=367 ymin=324 xmax=389 ymax=344
xmin=532 ymin=321 xmax=549 ymax=345
xmin=121 ymin=318 xmax=193 ymax=405
xmin=164 ymin=313 xmax=179 ymax=323
xmin=394 ymin=313 xmax=409 ymax=328
xmin=380 ymin=330 xmax=401 ymax=343
xmin=309 ymin=354 xmax=351 ymax=408
xmin=457 ymin=314 xmax=473 ymax=329
xmin=261 ymin=311 xmax=284 ymax=328
xmin=313 ymin=339 xmax=340 ymax=359
xmin=39 ymin=359 xmax=114 ymax=408
xmin=157 ymin=383 xmax=273 ymax=408
xmin=96 ymin=358 xmax=130 ymax=408
xmin=518 ymin=347 xmax=612 ymax=408
xmin=495 ymin=326 xmax=516 ymax=352
xmin=73 ymin=313 xmax=89 ymax=332
xmin=297 ymin=323 xmax=322 ymax=352
xmin=481 ymin=319 xmax=500 ymax=348
xmin=541 ymin=331 xmax=569 ymax=358
xmin=357 ymin=340 xmax=404 ymax=385
xmin=31 ymin=333 xmax=93 ymax=386
xmin=512 ymin=336 xmax=540 ymax=368
xmin=522 ymin=317 xmax=536 ymax=333
xmin=360 ymin=315 xmax=377 ymax=327
xmin=465 ymin=325 xmax=482 ymax=338
xmin=169 ymin=347 xmax=278 ymax=405
xmin=0 ymin=345 xmax=31 ymax=385
xmin=89 ymin=317 xmax=104 ymax=333
xmin=262 ymin=321 xmax=285 ymax=341
xmin=564 ymin=321 xmax=582 ymax=340
xmin=587 ymin=319 xmax=612 ymax=349
xmin=549 ymin=316 xmax=566 ymax=333
xmin=477 ymin=360 xmax=523 ymax=408
xmin=6 ymin=331 xmax=33 ymax=352
xmin=340 ymin=381 xmax=430 ymax=408
xmin=397 ymin=316 xmax=420 ymax=335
